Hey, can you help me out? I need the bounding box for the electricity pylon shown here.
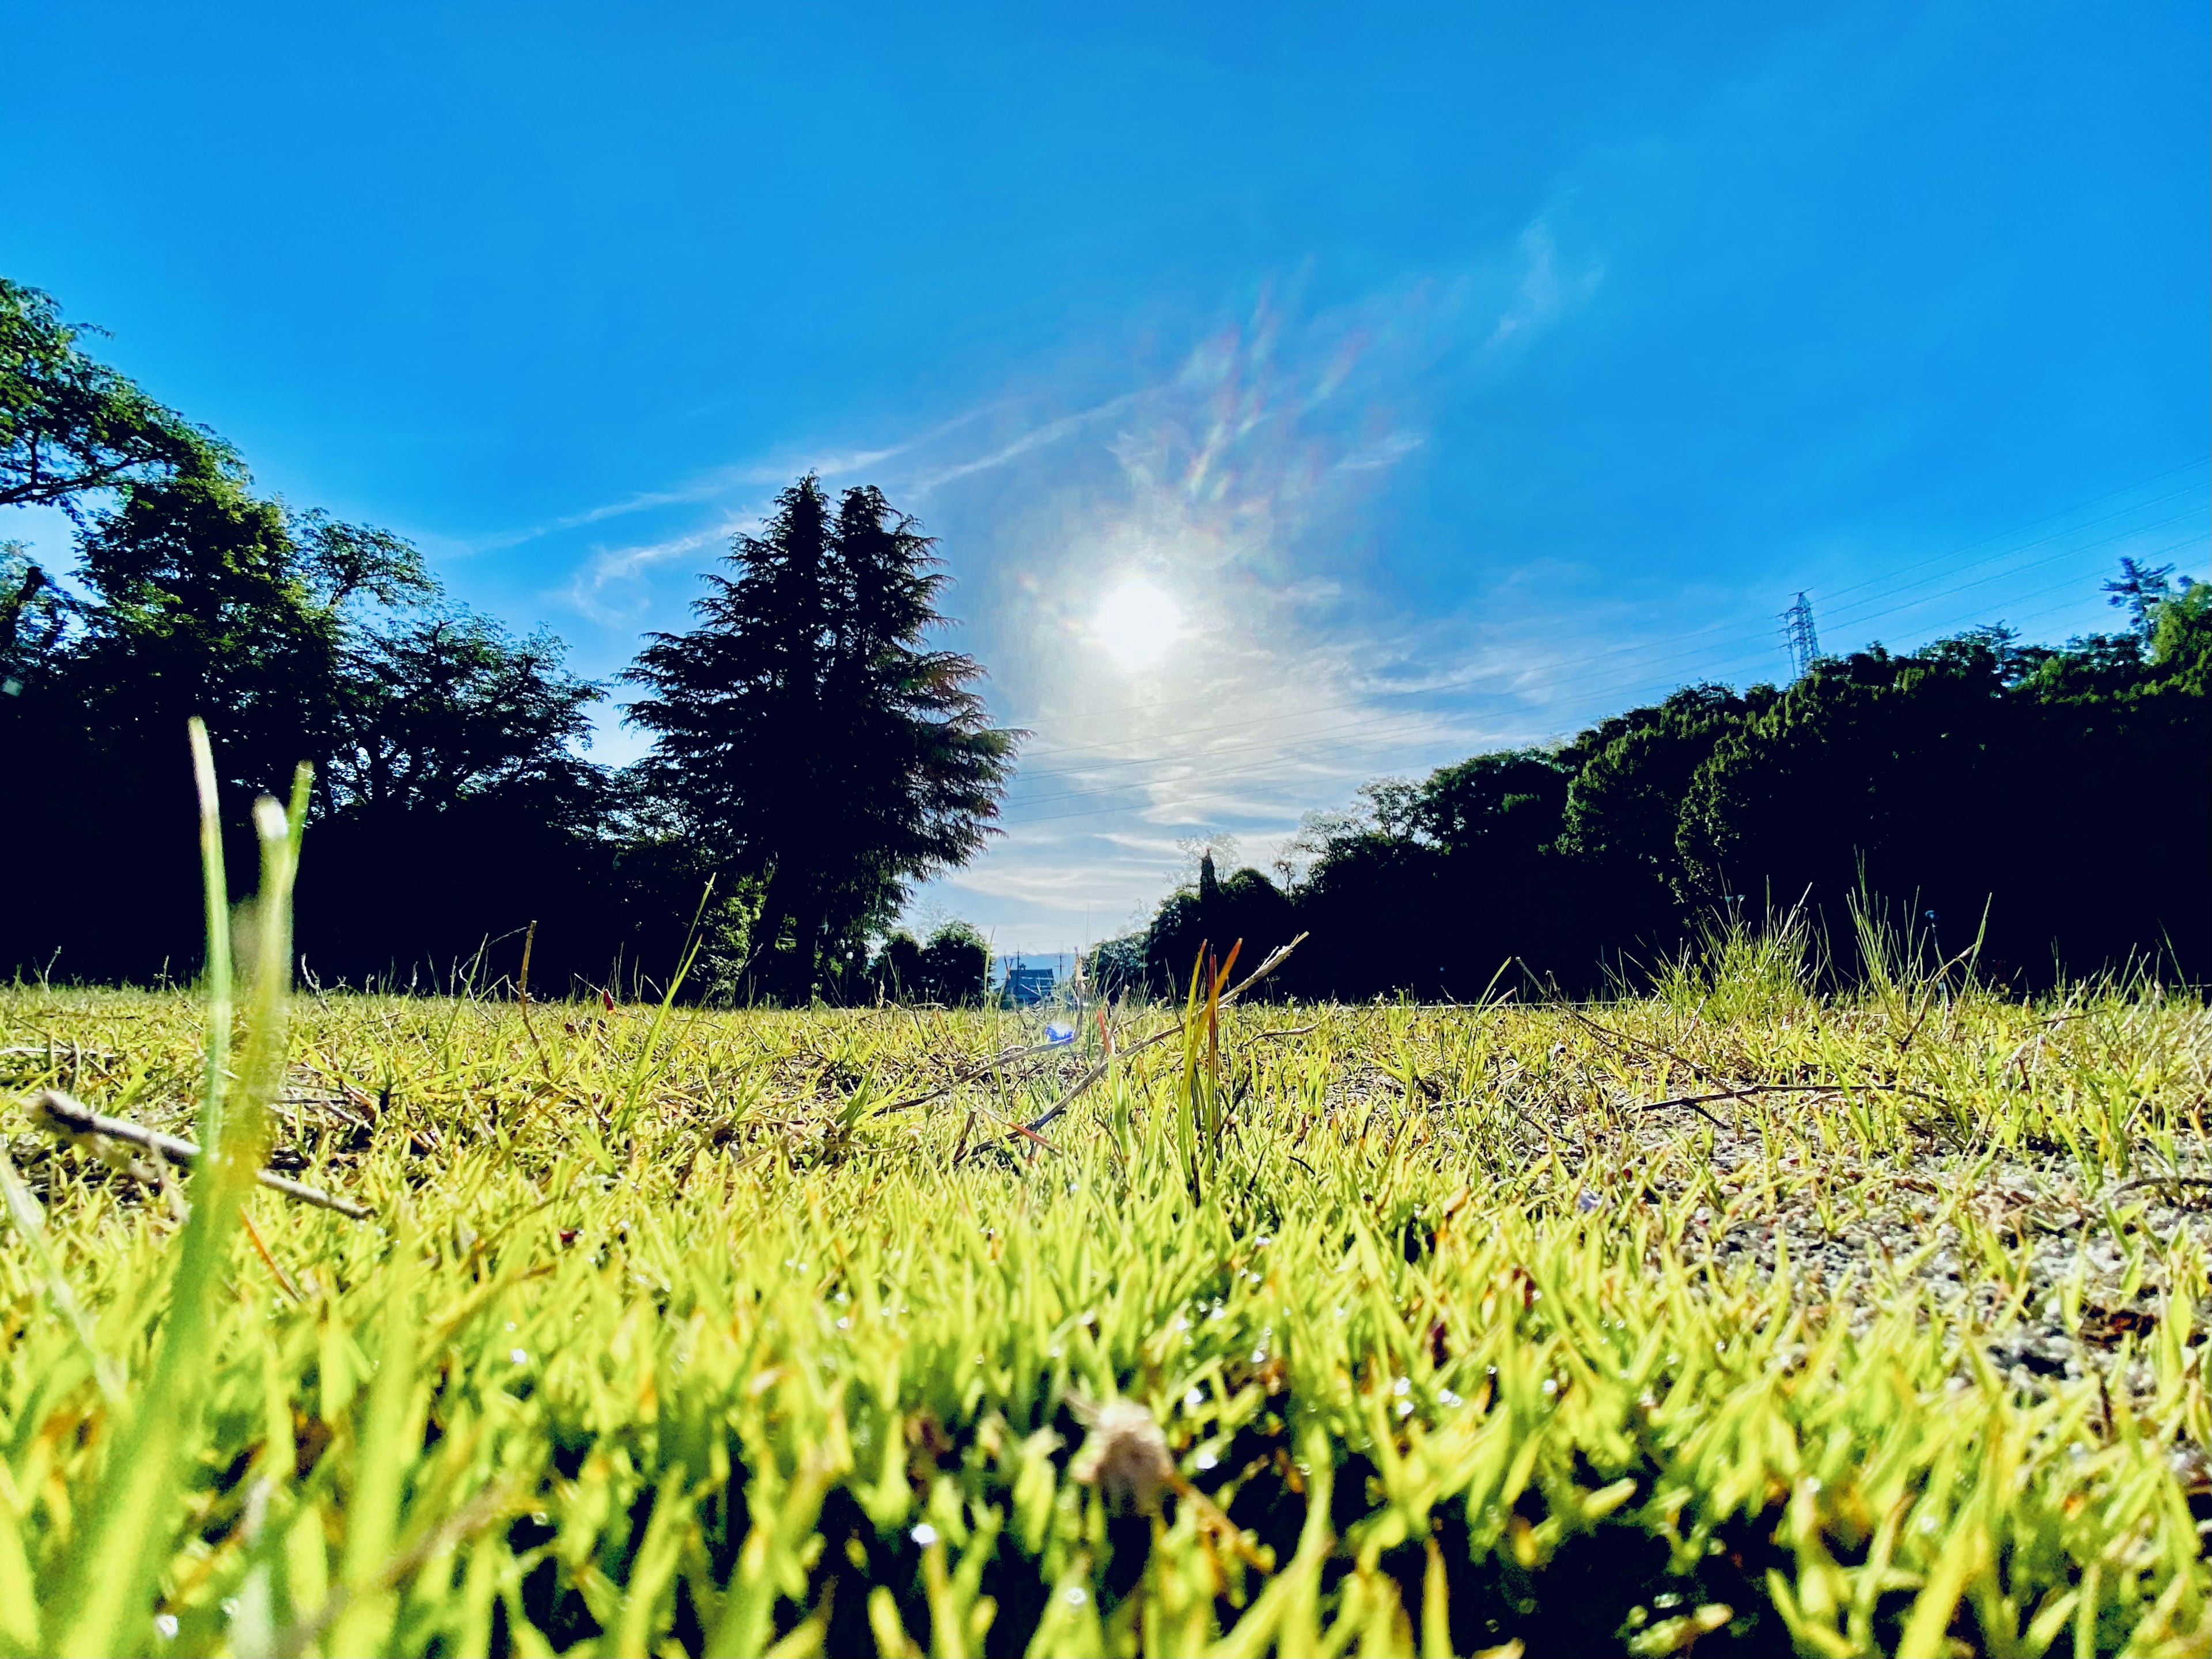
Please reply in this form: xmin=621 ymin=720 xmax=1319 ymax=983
xmin=1781 ymin=591 xmax=1820 ymax=679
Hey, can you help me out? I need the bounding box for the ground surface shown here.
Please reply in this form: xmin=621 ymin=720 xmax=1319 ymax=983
xmin=1 ymin=955 xmax=2208 ymax=1656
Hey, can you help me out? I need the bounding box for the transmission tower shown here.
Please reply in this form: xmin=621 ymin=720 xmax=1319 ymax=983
xmin=1781 ymin=590 xmax=1820 ymax=679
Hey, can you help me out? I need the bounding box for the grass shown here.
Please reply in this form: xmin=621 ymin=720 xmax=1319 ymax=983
xmin=0 ymin=863 xmax=2208 ymax=1653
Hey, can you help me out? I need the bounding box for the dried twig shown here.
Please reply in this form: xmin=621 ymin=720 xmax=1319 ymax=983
xmin=28 ymin=1090 xmax=373 ymax=1220
xmin=515 ymin=917 xmax=558 ymax=1089
xmin=238 ymin=1207 xmax=305 ymax=1300
xmin=873 ymin=1040 xmax=1066 ymax=1116
xmin=1639 ymin=1077 xmax=1955 ymax=1126
xmin=1562 ymin=1005 xmax=1725 ymax=1087
xmin=2110 ymin=1172 xmax=2212 ymax=1198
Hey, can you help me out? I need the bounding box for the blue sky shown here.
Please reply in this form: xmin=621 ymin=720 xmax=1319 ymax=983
xmin=6 ymin=2 xmax=2206 ymax=952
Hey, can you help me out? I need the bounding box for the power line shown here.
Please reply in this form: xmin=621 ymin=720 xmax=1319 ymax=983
xmin=987 ymin=535 xmax=2208 ymax=830
xmin=997 ymin=516 xmax=2208 ymax=794
xmin=1001 ymin=457 xmax=2209 ymax=743
xmin=1809 ymin=465 xmax=2208 ymax=605
xmin=1815 ymin=505 xmax=2206 ymax=632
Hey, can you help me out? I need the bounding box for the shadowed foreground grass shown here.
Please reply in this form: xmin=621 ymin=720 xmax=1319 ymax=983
xmin=1 ymin=948 xmax=2207 ymax=1655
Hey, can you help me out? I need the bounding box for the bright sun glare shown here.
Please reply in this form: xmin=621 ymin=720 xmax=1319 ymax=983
xmin=1090 ymin=578 xmax=1184 ymax=671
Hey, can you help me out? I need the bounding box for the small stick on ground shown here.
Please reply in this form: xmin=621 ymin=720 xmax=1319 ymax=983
xmin=28 ymin=1090 xmax=373 ymax=1220
xmin=873 ymin=1039 xmax=1070 ymax=1116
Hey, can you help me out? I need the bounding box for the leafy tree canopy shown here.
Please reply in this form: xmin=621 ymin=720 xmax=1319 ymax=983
xmin=0 ymin=279 xmax=221 ymax=515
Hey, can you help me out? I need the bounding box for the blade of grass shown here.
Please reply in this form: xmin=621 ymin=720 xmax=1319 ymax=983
xmin=50 ymin=730 xmax=300 ymax=1654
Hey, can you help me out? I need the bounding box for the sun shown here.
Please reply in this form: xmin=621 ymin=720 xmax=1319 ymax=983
xmin=1090 ymin=578 xmax=1184 ymax=671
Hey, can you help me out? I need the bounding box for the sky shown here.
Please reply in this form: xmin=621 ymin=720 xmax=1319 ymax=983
xmin=5 ymin=1 xmax=2207 ymax=954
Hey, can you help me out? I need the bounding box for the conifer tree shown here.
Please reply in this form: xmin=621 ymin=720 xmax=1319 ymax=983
xmin=623 ymin=476 xmax=1019 ymax=1001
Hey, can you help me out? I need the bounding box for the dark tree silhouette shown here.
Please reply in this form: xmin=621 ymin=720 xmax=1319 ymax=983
xmin=1097 ymin=578 xmax=2211 ymax=1001
xmin=916 ymin=921 xmax=990 ymax=1005
xmin=68 ymin=452 xmax=432 ymax=802
xmin=624 ymin=477 xmax=1020 ymax=1001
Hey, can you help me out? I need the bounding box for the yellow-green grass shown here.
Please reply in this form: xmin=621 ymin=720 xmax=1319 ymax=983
xmin=1 ymin=952 xmax=2207 ymax=1656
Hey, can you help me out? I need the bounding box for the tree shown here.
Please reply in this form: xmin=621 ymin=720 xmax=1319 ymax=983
xmin=919 ymin=922 xmax=990 ymax=1005
xmin=0 ymin=425 xmax=634 ymax=986
xmin=288 ymin=611 xmax=622 ymax=987
xmin=1111 ymin=562 xmax=2209 ymax=997
xmin=324 ymin=612 xmax=600 ymax=819
xmin=0 ymin=546 xmax=70 ymax=695
xmin=65 ymin=452 xmax=433 ymax=799
xmin=623 ymin=476 xmax=1020 ymax=1001
xmin=1137 ymin=851 xmax=1297 ymax=998
xmin=0 ymin=279 xmax=219 ymax=514
xmin=1083 ymin=931 xmax=1149 ymax=999
xmin=864 ymin=922 xmax=990 ymax=1005
xmin=0 ymin=275 xmax=709 ymax=990
xmin=870 ymin=931 xmax=925 ymax=1000
xmin=2103 ymin=557 xmax=2194 ymax=639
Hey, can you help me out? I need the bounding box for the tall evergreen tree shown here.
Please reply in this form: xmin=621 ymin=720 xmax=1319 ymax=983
xmin=623 ymin=476 xmax=1020 ymax=1001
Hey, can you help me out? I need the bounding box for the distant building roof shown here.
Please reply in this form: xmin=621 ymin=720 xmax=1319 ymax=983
xmin=1005 ymin=964 xmax=1057 ymax=1005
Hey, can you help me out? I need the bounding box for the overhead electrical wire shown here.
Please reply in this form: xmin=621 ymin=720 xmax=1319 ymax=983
xmin=995 ymin=505 xmax=2210 ymax=796
xmin=1007 ymin=457 xmax=2209 ymax=747
xmin=995 ymin=575 xmax=2177 ymax=835
xmin=986 ymin=518 xmax=2210 ymax=830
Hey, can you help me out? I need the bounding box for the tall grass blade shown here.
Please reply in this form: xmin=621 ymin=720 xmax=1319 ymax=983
xmin=48 ymin=731 xmax=303 ymax=1655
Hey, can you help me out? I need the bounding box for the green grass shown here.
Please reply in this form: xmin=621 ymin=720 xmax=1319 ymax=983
xmin=1 ymin=908 xmax=2208 ymax=1654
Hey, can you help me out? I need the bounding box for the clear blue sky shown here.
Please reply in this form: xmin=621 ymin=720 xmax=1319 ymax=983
xmin=6 ymin=2 xmax=2206 ymax=950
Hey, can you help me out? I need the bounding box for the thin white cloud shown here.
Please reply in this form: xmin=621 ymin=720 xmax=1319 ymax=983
xmin=563 ymin=522 xmax=733 ymax=623
xmin=890 ymin=271 xmax=1581 ymax=940
xmin=474 ymin=403 xmax=1014 ymax=555
xmin=1484 ymin=220 xmax=1604 ymax=355
xmin=905 ymin=392 xmax=1143 ymax=496
xmin=1335 ymin=430 xmax=1425 ymax=474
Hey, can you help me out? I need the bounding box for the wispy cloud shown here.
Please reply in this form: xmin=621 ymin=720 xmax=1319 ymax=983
xmin=476 ymin=403 xmax=1016 ymax=556
xmin=563 ymin=522 xmax=736 ymax=623
xmin=905 ymin=392 xmax=1143 ymax=496
xmin=899 ymin=245 xmax=1607 ymax=939
xmin=1484 ymin=220 xmax=1604 ymax=355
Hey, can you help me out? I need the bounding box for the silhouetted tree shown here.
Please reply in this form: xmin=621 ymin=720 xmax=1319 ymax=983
xmin=624 ymin=477 xmax=1020 ymax=1002
xmin=2103 ymin=557 xmax=2198 ymax=639
xmin=0 ymin=281 xmax=651 ymax=986
xmin=1083 ymin=931 xmax=1148 ymax=998
xmin=918 ymin=921 xmax=990 ymax=1005
xmin=870 ymin=931 xmax=925 ymax=1000
xmin=67 ymin=452 xmax=433 ymax=801
xmin=1109 ymin=569 xmax=2211 ymax=999
xmin=1133 ymin=850 xmax=1298 ymax=998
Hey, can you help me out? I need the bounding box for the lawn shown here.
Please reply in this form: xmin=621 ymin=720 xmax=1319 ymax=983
xmin=1 ymin=926 xmax=2207 ymax=1656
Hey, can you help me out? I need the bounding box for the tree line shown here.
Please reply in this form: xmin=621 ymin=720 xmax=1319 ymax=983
xmin=6 ymin=275 xmax=2206 ymax=1002
xmin=0 ymin=278 xmax=1014 ymax=1000
xmin=1094 ymin=565 xmax=2210 ymax=999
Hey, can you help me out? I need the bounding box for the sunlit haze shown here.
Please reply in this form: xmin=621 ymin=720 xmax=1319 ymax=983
xmin=1090 ymin=578 xmax=1184 ymax=671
